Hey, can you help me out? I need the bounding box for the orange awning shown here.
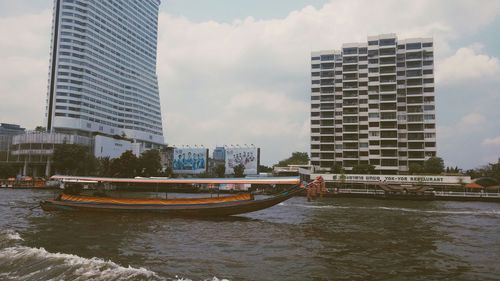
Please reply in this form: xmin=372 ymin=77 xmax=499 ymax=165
xmin=465 ymin=182 xmax=483 ymax=189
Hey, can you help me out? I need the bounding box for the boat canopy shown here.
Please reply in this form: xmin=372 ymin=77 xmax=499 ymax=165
xmin=50 ymin=175 xmax=301 ymax=185
xmin=59 ymin=193 xmax=254 ymax=206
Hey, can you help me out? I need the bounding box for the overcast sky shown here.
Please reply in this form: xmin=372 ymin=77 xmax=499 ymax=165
xmin=0 ymin=0 xmax=499 ymax=168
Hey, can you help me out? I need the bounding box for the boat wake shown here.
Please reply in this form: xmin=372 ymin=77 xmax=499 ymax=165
xmin=280 ymin=203 xmax=500 ymax=216
xmin=0 ymin=245 xmax=164 ymax=281
xmin=0 ymin=230 xmax=230 ymax=281
xmin=376 ymin=207 xmax=500 ymax=216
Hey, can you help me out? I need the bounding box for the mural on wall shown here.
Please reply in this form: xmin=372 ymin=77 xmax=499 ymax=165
xmin=225 ymin=147 xmax=259 ymax=175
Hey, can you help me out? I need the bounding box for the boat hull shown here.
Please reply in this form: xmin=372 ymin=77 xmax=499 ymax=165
xmin=40 ymin=187 xmax=301 ymax=216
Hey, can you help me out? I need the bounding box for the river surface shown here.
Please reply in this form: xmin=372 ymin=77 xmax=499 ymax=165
xmin=1 ymin=188 xmax=499 ymax=281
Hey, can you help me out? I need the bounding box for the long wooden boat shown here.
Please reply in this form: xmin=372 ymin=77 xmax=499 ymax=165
xmin=40 ymin=186 xmax=302 ymax=216
xmin=41 ymin=176 xmax=303 ymax=216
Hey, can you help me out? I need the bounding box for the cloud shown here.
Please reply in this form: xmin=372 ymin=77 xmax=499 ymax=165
xmin=437 ymin=112 xmax=486 ymax=139
xmin=157 ymin=0 xmax=500 ymax=164
xmin=0 ymin=10 xmax=51 ymax=126
xmin=459 ymin=113 xmax=487 ymax=127
xmin=482 ymin=136 xmax=500 ymax=147
xmin=437 ymin=46 xmax=500 ymax=84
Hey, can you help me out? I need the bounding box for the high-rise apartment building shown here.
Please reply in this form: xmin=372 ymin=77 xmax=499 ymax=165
xmin=46 ymin=0 xmax=164 ymax=147
xmin=310 ymin=34 xmax=436 ymax=174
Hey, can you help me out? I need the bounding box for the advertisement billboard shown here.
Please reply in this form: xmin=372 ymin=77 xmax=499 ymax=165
xmin=173 ymin=148 xmax=208 ymax=174
xmin=225 ymin=147 xmax=260 ymax=175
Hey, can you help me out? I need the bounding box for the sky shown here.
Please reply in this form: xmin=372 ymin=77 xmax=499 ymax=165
xmin=0 ymin=0 xmax=500 ymax=168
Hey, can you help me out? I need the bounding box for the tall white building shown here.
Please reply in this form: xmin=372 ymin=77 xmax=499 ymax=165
xmin=310 ymin=34 xmax=436 ymax=174
xmin=45 ymin=0 xmax=164 ymax=148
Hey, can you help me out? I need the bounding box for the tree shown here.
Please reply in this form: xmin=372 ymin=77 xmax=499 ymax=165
xmin=198 ymin=172 xmax=211 ymax=178
xmin=445 ymin=166 xmax=461 ymax=174
xmin=164 ymin=166 xmax=174 ymax=178
xmin=214 ymin=164 xmax=226 ymax=178
xmin=52 ymin=144 xmax=96 ymax=175
xmin=276 ymin=152 xmax=309 ymax=167
xmin=329 ymin=162 xmax=344 ymax=174
xmin=233 ymin=163 xmax=245 ymax=178
xmin=466 ymin=158 xmax=500 ymax=183
xmin=34 ymin=126 xmax=46 ymax=132
xmin=484 ymin=159 xmax=500 ymax=182
xmin=139 ymin=149 xmax=162 ymax=177
xmin=339 ymin=169 xmax=347 ymax=188
xmin=409 ymin=163 xmax=423 ymax=175
xmin=96 ymin=157 xmax=112 ymax=177
xmin=351 ymin=164 xmax=375 ymax=174
xmin=423 ymin=157 xmax=444 ymax=174
xmin=110 ymin=150 xmax=139 ymax=177
xmin=258 ymin=165 xmax=273 ymax=173
xmin=0 ymin=163 xmax=18 ymax=178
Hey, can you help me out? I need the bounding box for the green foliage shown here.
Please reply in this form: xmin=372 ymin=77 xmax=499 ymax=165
xmin=0 ymin=163 xmax=18 ymax=178
xmin=96 ymin=157 xmax=112 ymax=177
xmin=139 ymin=149 xmax=162 ymax=177
xmin=198 ymin=172 xmax=211 ymax=178
xmin=465 ymin=158 xmax=500 ymax=184
xmin=409 ymin=163 xmax=423 ymax=175
xmin=34 ymin=126 xmax=46 ymax=132
xmin=97 ymin=149 xmax=163 ymax=178
xmin=351 ymin=164 xmax=375 ymax=174
xmin=445 ymin=166 xmax=461 ymax=174
xmin=233 ymin=163 xmax=245 ymax=178
xmin=110 ymin=150 xmax=140 ymax=177
xmin=214 ymin=164 xmax=226 ymax=178
xmin=164 ymin=166 xmax=174 ymax=178
xmin=52 ymin=144 xmax=96 ymax=175
xmin=276 ymin=152 xmax=309 ymax=167
xmin=339 ymin=169 xmax=347 ymax=185
xmin=330 ymin=163 xmax=344 ymax=174
xmin=423 ymin=157 xmax=444 ymax=174
xmin=258 ymin=165 xmax=273 ymax=173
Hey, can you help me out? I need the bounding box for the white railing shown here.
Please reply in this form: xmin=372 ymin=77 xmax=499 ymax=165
xmin=329 ymin=189 xmax=500 ymax=198
xmin=329 ymin=188 xmax=385 ymax=195
xmin=434 ymin=191 xmax=500 ymax=198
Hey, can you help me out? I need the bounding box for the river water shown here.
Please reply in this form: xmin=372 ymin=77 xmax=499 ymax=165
xmin=0 ymin=188 xmax=499 ymax=281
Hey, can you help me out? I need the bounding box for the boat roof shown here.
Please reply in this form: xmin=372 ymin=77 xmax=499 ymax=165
xmin=50 ymin=175 xmax=301 ymax=185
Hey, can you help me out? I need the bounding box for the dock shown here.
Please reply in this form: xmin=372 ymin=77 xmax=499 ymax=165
xmin=324 ymin=188 xmax=500 ymax=202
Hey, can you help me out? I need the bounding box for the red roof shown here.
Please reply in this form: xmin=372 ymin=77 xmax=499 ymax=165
xmin=466 ymin=182 xmax=483 ymax=189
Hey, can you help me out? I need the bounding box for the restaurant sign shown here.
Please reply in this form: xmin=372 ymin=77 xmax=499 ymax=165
xmin=311 ymin=174 xmax=472 ymax=185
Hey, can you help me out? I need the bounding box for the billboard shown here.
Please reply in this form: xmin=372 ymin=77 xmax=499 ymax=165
xmin=225 ymin=147 xmax=260 ymax=175
xmin=173 ymin=148 xmax=208 ymax=174
xmin=94 ymin=135 xmax=140 ymax=159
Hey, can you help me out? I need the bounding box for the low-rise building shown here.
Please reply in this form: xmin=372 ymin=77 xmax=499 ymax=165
xmin=10 ymin=132 xmax=92 ymax=177
xmin=0 ymin=123 xmax=26 ymax=162
xmin=213 ymin=146 xmax=226 ymax=161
